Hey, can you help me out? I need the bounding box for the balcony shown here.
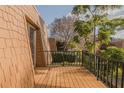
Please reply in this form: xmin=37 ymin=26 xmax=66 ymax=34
xmin=34 ymin=51 xmax=124 ymax=88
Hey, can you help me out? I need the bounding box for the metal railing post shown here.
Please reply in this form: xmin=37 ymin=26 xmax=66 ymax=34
xmin=115 ymin=62 xmax=119 ymax=88
xmin=110 ymin=62 xmax=114 ymax=88
xmin=62 ymin=51 xmax=64 ymax=66
xmin=121 ymin=63 xmax=124 ymax=88
xmin=82 ymin=50 xmax=84 ymax=66
xmin=97 ymin=56 xmax=99 ymax=80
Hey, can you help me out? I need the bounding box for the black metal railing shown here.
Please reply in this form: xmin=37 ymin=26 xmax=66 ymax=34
xmin=82 ymin=51 xmax=124 ymax=88
xmin=42 ymin=50 xmax=124 ymax=88
xmin=43 ymin=51 xmax=83 ymax=66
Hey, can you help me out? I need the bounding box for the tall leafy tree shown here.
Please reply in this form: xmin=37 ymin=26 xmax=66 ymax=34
xmin=97 ymin=17 xmax=124 ymax=49
xmin=72 ymin=5 xmax=122 ymax=53
xmin=73 ymin=19 xmax=93 ymax=51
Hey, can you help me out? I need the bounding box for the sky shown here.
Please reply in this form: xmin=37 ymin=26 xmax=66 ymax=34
xmin=37 ymin=5 xmax=124 ymax=39
xmin=37 ymin=5 xmax=74 ymax=25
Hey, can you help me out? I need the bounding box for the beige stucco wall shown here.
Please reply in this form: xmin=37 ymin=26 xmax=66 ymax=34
xmin=36 ymin=16 xmax=52 ymax=66
xmin=111 ymin=40 xmax=124 ymax=48
xmin=49 ymin=38 xmax=57 ymax=51
xmin=0 ymin=5 xmax=50 ymax=88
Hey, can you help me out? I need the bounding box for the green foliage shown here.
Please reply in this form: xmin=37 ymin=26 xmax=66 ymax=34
xmin=72 ymin=5 xmax=122 ymax=19
xmin=100 ymin=46 xmax=124 ymax=61
xmin=67 ymin=42 xmax=77 ymax=49
xmin=72 ymin=5 xmax=89 ymax=15
xmin=52 ymin=52 xmax=64 ymax=63
xmin=52 ymin=52 xmax=82 ymax=63
xmin=73 ymin=35 xmax=80 ymax=43
xmin=72 ymin=5 xmax=123 ymax=53
xmin=74 ymin=20 xmax=92 ymax=37
xmin=97 ymin=17 xmax=124 ymax=49
xmin=85 ymin=41 xmax=94 ymax=52
xmin=73 ymin=19 xmax=93 ymax=52
xmin=98 ymin=29 xmax=112 ymax=45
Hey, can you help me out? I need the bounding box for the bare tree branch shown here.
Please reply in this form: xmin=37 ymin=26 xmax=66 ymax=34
xmin=49 ymin=16 xmax=76 ymax=50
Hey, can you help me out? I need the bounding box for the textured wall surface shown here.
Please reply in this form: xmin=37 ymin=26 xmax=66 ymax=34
xmin=49 ymin=38 xmax=57 ymax=51
xmin=36 ymin=17 xmax=51 ymax=67
xmin=111 ymin=40 xmax=124 ymax=48
xmin=0 ymin=5 xmax=50 ymax=88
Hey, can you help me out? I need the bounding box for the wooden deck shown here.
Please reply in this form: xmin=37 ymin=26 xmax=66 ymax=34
xmin=34 ymin=66 xmax=106 ymax=88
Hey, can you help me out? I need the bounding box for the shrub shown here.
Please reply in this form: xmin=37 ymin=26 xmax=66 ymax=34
xmin=99 ymin=46 xmax=124 ymax=61
xmin=52 ymin=52 xmax=82 ymax=63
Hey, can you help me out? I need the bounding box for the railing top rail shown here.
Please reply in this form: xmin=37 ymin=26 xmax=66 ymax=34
xmin=40 ymin=50 xmax=124 ymax=64
xmin=82 ymin=50 xmax=124 ymax=64
xmin=40 ymin=50 xmax=82 ymax=52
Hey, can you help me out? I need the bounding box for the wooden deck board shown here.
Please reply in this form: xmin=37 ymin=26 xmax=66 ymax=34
xmin=34 ymin=66 xmax=106 ymax=88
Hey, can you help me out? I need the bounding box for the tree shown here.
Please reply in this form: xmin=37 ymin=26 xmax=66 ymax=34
xmin=97 ymin=16 xmax=124 ymax=50
xmin=67 ymin=42 xmax=77 ymax=50
xmin=100 ymin=46 xmax=124 ymax=61
xmin=97 ymin=17 xmax=115 ymax=49
xmin=73 ymin=19 xmax=93 ymax=51
xmin=72 ymin=5 xmax=122 ymax=53
xmin=49 ymin=16 xmax=76 ymax=50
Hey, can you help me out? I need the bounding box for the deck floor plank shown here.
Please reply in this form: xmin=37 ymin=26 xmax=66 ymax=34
xmin=35 ymin=66 xmax=106 ymax=88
